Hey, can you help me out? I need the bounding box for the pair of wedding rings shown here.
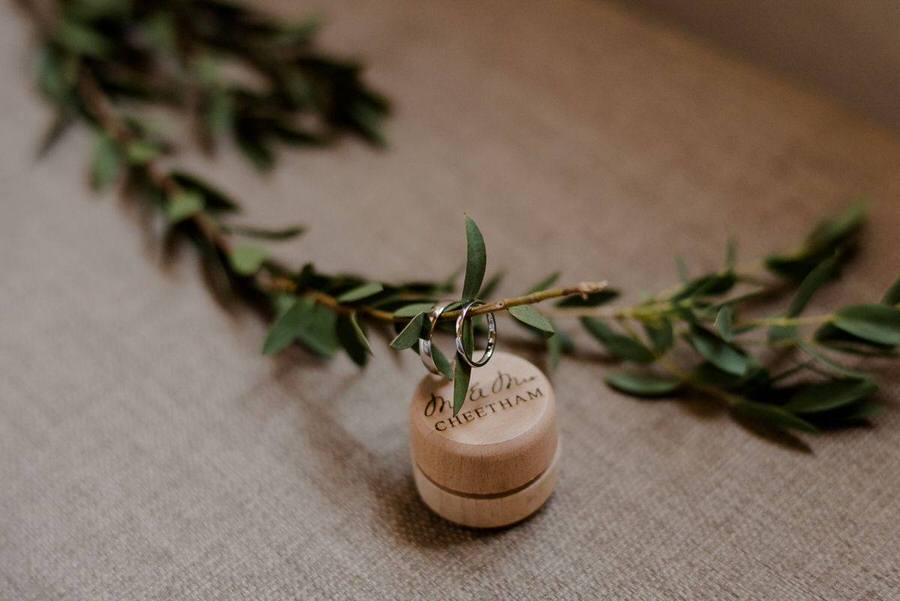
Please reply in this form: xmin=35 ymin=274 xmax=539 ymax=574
xmin=419 ymin=300 xmax=497 ymax=375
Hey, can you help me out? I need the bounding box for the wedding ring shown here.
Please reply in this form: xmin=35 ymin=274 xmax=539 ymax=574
xmin=419 ymin=301 xmax=455 ymax=376
xmin=455 ymin=300 xmax=497 ymax=368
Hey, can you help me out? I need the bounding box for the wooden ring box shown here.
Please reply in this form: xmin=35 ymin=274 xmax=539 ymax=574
xmin=409 ymin=352 xmax=559 ymax=528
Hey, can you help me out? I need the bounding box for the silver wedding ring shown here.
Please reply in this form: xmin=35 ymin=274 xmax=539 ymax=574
xmin=455 ymin=300 xmax=497 ymax=368
xmin=418 ymin=299 xmax=498 ymax=375
xmin=419 ymin=301 xmax=455 ymax=375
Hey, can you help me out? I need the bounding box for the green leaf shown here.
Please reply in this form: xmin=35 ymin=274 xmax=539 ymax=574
xmin=262 ymin=297 xmax=339 ymax=357
xmin=814 ymin=323 xmax=897 ymax=355
xmin=207 ymin=89 xmax=234 ymax=136
xmin=672 ymin=272 xmax=735 ymax=301
xmin=390 ymin=313 xmax=425 ymax=350
xmin=765 ymin=248 xmax=840 ymax=342
xmin=142 ymin=12 xmax=177 ymax=50
xmin=883 ymin=277 xmax=900 ymax=306
xmin=808 ymin=202 xmax=867 ymax=250
xmin=224 ymin=224 xmax=304 ymax=241
xmin=604 ymin=372 xmax=682 ymax=398
xmin=228 ymin=245 xmax=268 ymax=276
xmin=732 ymin=401 xmax=819 ymax=433
xmin=236 ymin=128 xmax=275 ymax=171
xmin=786 ymin=253 xmax=841 ymax=317
xmin=643 ymin=317 xmax=674 ymax=354
xmin=170 ymin=171 xmax=239 ymax=214
xmin=768 ymin=324 xmax=797 ymax=345
xmin=832 ymin=304 xmax=900 ymax=346
xmin=765 ymin=203 xmax=865 ymax=279
xmin=337 ymin=282 xmax=384 ymax=303
xmin=715 ymin=305 xmax=735 ymax=342
xmin=542 ymin=321 xmax=572 ymax=372
xmin=166 ymin=191 xmax=205 ymax=223
xmin=784 ymin=378 xmax=877 ymax=414
xmin=527 ymin=272 xmax=560 ymax=294
xmin=37 ymin=110 xmax=74 ymax=158
xmin=432 ymin=345 xmax=455 ymax=380
xmin=508 ymin=305 xmax=554 ymax=337
xmin=581 ymin=318 xmax=655 ymax=363
xmin=393 ymin=303 xmax=435 ymax=318
xmin=556 ymin=289 xmax=619 ymax=308
xmin=797 ymin=342 xmax=867 ymax=379
xmin=90 ymin=134 xmax=121 ymax=190
xmin=282 ymin=15 xmax=322 ymax=41
xmin=461 ymin=216 xmax=486 ymax=301
xmin=828 ymin=400 xmax=884 ymax=423
xmin=453 ymin=320 xmax=474 ymax=415
xmin=547 ymin=332 xmax=563 ymax=372
xmin=125 ymin=140 xmax=160 ymax=165
xmin=692 ymin=362 xmax=748 ymax=390
xmin=689 ymin=325 xmax=752 ymax=377
xmin=57 ymin=19 xmax=112 ymax=57
xmin=67 ymin=0 xmax=131 ymax=21
xmin=273 ymin=293 xmax=297 ymax=317
xmin=37 ymin=45 xmax=71 ymax=101
xmin=336 ymin=312 xmax=372 ymax=366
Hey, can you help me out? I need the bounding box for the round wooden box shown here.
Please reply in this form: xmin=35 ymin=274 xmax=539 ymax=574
xmin=409 ymin=351 xmax=559 ymax=528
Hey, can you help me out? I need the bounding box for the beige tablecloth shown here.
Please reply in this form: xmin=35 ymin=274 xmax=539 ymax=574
xmin=2 ymin=1 xmax=899 ymax=599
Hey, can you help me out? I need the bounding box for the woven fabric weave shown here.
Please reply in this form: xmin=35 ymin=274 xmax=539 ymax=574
xmin=2 ymin=1 xmax=899 ymax=599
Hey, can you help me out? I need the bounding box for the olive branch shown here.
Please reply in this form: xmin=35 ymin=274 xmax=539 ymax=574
xmin=20 ymin=0 xmax=900 ymax=446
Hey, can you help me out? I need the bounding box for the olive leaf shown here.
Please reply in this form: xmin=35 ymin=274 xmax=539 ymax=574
xmin=336 ymin=312 xmax=372 ymax=366
xmin=672 ymin=272 xmax=735 ymax=301
xmin=393 ymin=303 xmax=435 ymax=318
xmin=784 ymin=378 xmax=877 ymax=414
xmin=883 ymin=277 xmax=900 ymax=306
xmin=389 ymin=313 xmax=426 ymax=350
xmin=643 ymin=317 xmax=674 ymax=355
xmin=508 ymin=305 xmax=554 ymax=337
xmin=715 ymin=305 xmax=735 ymax=342
xmin=688 ymin=325 xmax=753 ymax=377
xmin=90 ymin=133 xmax=121 ymax=190
xmin=166 ymin=191 xmax=204 ymax=223
xmin=337 ymin=282 xmax=384 ymax=303
xmin=125 ymin=140 xmax=161 ymax=165
xmin=262 ymin=297 xmax=339 ymax=357
xmin=461 ymin=216 xmax=486 ymax=301
xmin=797 ymin=342 xmax=867 ymax=379
xmin=56 ymin=19 xmax=112 ymax=57
xmin=223 ymin=224 xmax=304 ymax=241
xmin=787 ymin=252 xmax=841 ymax=316
xmin=453 ymin=319 xmax=474 ymax=415
xmin=732 ymin=401 xmax=819 ymax=434
xmin=832 ymin=304 xmax=900 ymax=346
xmin=581 ymin=318 xmax=655 ymax=363
xmin=432 ymin=345 xmax=455 ymax=380
xmin=170 ymin=172 xmax=239 ymax=214
xmin=556 ymin=289 xmax=619 ymax=308
xmin=765 ymin=203 xmax=865 ymax=279
xmin=769 ymin=252 xmax=841 ymax=343
xmin=604 ymin=372 xmax=682 ymax=397
xmin=228 ymin=245 xmax=268 ymax=276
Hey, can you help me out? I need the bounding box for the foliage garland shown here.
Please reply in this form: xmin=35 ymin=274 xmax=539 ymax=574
xmin=21 ymin=0 xmax=900 ymax=446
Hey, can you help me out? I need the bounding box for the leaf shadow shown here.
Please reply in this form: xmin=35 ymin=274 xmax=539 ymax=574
xmin=732 ymin=414 xmax=814 ymax=453
xmin=267 ymin=360 xmax=506 ymax=550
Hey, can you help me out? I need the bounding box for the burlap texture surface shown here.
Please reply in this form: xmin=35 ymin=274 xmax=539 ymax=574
xmin=2 ymin=1 xmax=899 ymax=599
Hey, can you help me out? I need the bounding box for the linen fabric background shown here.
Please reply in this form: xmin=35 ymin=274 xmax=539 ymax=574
xmin=2 ymin=1 xmax=899 ymax=599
